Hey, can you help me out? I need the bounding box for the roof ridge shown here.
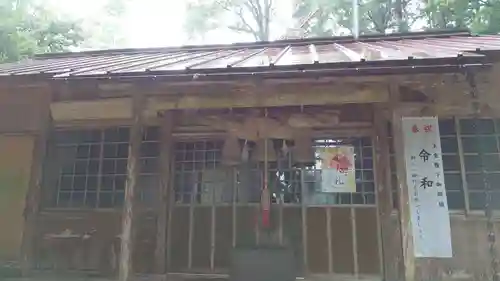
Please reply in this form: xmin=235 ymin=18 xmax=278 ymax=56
xmin=35 ymin=29 xmax=471 ymax=60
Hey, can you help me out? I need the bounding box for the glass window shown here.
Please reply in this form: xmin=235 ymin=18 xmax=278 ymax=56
xmin=46 ymin=126 xmax=160 ymax=208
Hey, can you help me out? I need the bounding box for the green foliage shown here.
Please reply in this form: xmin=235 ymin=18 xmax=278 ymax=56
xmin=294 ymin=0 xmax=416 ymax=36
xmin=0 ymin=0 xmax=84 ymax=62
xmin=296 ymin=0 xmax=500 ymax=37
xmin=185 ymin=0 xmax=500 ymax=41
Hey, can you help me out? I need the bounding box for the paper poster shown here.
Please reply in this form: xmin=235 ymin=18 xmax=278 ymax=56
xmin=319 ymin=146 xmax=356 ymax=193
xmin=402 ymin=117 xmax=453 ymax=258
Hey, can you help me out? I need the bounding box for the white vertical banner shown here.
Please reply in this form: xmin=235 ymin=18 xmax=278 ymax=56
xmin=402 ymin=117 xmax=453 ymax=258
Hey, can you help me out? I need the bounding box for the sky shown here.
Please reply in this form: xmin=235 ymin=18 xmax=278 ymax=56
xmin=45 ymin=0 xmax=294 ymax=50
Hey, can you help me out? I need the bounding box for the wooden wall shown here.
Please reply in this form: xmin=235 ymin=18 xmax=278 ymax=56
xmin=0 ymin=84 xmax=50 ymax=269
xmin=3 ymin=69 xmax=500 ymax=280
xmin=0 ymin=88 xmax=50 ymax=134
xmin=384 ymin=215 xmax=500 ymax=281
xmin=0 ymin=135 xmax=35 ymax=263
xmin=34 ymin=211 xmax=157 ymax=274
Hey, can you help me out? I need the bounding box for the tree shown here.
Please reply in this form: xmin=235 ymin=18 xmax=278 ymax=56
xmin=420 ymin=0 xmax=500 ymax=34
xmin=0 ymin=0 xmax=84 ymax=62
xmin=295 ymin=0 xmax=500 ymax=38
xmin=184 ymin=0 xmax=276 ymax=42
xmin=293 ymin=0 xmax=406 ymax=36
xmin=77 ymin=0 xmax=130 ymax=50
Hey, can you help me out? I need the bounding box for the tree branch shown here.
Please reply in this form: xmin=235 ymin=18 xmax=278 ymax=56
xmin=367 ymin=11 xmax=384 ymax=33
xmin=244 ymin=0 xmax=267 ymax=40
xmin=234 ymin=7 xmax=259 ymax=39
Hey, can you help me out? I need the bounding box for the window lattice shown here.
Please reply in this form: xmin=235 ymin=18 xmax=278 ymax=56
xmin=49 ymin=126 xmax=160 ymax=208
xmin=173 ymin=136 xmax=376 ymax=206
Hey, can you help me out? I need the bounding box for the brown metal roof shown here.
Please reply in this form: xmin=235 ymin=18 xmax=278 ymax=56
xmin=0 ymin=30 xmax=499 ymax=81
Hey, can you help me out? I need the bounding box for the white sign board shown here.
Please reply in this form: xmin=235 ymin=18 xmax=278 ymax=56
xmin=319 ymin=146 xmax=356 ymax=193
xmin=402 ymin=117 xmax=453 ymax=258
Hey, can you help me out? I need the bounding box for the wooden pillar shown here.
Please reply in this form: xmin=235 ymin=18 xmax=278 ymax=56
xmin=154 ymin=111 xmax=174 ymax=274
xmin=20 ymin=91 xmax=51 ymax=276
xmin=119 ymin=92 xmax=145 ymax=281
xmin=20 ymin=129 xmax=49 ymax=276
xmin=373 ymin=105 xmax=403 ymax=281
xmin=391 ymin=106 xmax=416 ymax=281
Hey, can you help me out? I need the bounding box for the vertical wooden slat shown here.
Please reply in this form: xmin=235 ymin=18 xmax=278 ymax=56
xmin=95 ymin=131 xmax=105 ymax=208
xmin=279 ymin=203 xmax=284 ymax=245
xmin=169 ymin=207 xmax=189 ymax=271
xmin=236 ymin=206 xmax=256 ymax=247
xmin=283 ymin=207 xmax=303 ymax=275
xmin=154 ymin=111 xmax=173 ymax=273
xmin=326 ymin=207 xmax=333 ymax=273
xmin=193 ymin=207 xmax=211 ymax=269
xmin=374 ymin=105 xmax=402 ymax=279
xmin=232 ymin=168 xmax=237 ymax=248
xmin=119 ymin=91 xmax=145 ymax=281
xmin=356 ymin=208 xmax=381 ymax=274
xmin=215 ymin=207 xmax=232 ymax=269
xmin=455 ymin=117 xmax=471 ymax=214
xmin=166 ymin=162 xmax=175 ymax=272
xmin=300 ymin=168 xmax=308 ymax=273
xmin=210 ymin=188 xmax=216 ymax=270
xmin=330 ymin=208 xmax=354 ymax=274
xmin=188 ymin=192 xmax=195 ymax=269
xmin=392 ymin=102 xmax=416 ymax=281
xmin=351 ymin=207 xmax=359 ymax=278
xmin=256 ymin=205 xmax=260 ymax=245
xmin=307 ymin=207 xmax=328 ymax=273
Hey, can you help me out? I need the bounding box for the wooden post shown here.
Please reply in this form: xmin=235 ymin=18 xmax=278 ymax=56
xmin=392 ymin=105 xmax=416 ymax=281
xmin=20 ymin=91 xmax=51 ymax=277
xmin=118 ymin=92 xmax=145 ymax=281
xmin=373 ymin=105 xmax=402 ymax=280
xmin=154 ymin=111 xmax=174 ymax=274
xmin=20 ymin=129 xmax=49 ymax=276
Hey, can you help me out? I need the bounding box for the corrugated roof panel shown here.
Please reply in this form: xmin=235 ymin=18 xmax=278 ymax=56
xmin=355 ymin=42 xmax=408 ymax=60
xmin=62 ymin=53 xmax=166 ymax=76
xmin=144 ymin=50 xmax=223 ymax=71
xmin=184 ymin=49 xmax=250 ymax=70
xmin=373 ymin=41 xmax=435 ymax=58
xmin=188 ymin=48 xmax=251 ymax=69
xmin=229 ymin=47 xmax=268 ymax=67
xmin=74 ymin=53 xmax=179 ymax=75
xmin=274 ymin=45 xmax=315 ymax=66
xmin=152 ymin=50 xmax=230 ymax=71
xmin=430 ymin=37 xmax=500 ymax=50
xmin=0 ymin=31 xmax=499 ymax=79
xmin=313 ymin=44 xmax=351 ymax=63
xmin=235 ymin=47 xmax=285 ymax=68
xmin=19 ymin=55 xmax=127 ymax=75
xmin=110 ymin=52 xmax=207 ymax=73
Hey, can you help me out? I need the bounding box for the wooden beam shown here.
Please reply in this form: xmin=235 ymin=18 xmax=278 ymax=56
xmin=390 ymin=84 xmax=416 ymax=281
xmin=373 ymin=104 xmax=402 ymax=280
xmin=154 ymin=111 xmax=174 ymax=274
xmin=147 ymin=83 xmax=388 ymax=113
xmin=50 ymin=98 xmax=132 ymax=121
xmin=118 ymin=91 xmax=145 ymax=281
xmin=50 ymin=83 xmax=390 ymax=122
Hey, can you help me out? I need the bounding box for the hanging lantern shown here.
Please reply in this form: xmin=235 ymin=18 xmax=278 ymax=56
xmin=251 ymin=139 xmax=277 ymax=162
xmin=221 ymin=135 xmax=241 ymax=166
xmin=280 ymin=139 xmax=290 ymax=157
xmin=293 ymin=131 xmax=315 ymax=166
